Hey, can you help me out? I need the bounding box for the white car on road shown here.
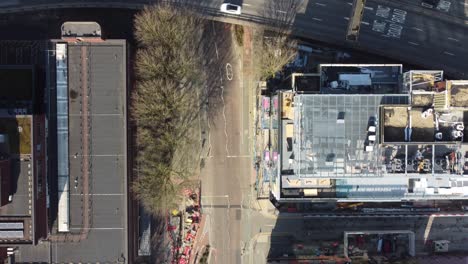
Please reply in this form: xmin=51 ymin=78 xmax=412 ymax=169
xmin=220 ymin=3 xmax=242 ymax=15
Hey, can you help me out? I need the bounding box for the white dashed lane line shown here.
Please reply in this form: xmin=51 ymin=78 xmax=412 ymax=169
xmin=408 ymin=41 xmax=419 ymax=46
xmin=312 ymin=17 xmax=323 ymax=21
xmin=447 ymin=37 xmax=460 ymax=42
xmin=315 ymin=2 xmax=326 ymax=6
xmin=412 ymin=27 xmax=424 ymax=32
xmin=444 ymin=51 xmax=455 ymax=56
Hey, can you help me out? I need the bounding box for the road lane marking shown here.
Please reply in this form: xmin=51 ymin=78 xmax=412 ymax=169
xmin=344 ymin=17 xmax=350 ymax=20
xmin=220 ymin=85 xmax=229 ymax=156
xmin=239 ymin=61 xmax=244 ymax=147
xmin=347 ymin=2 xmax=353 ymax=5
xmin=408 ymin=41 xmax=419 ymax=45
xmin=315 ymin=2 xmax=326 ymax=6
xmin=361 ymin=21 xmax=370 ymax=25
xmin=277 ymin=10 xmax=287 ymax=13
xmin=391 ymin=9 xmax=407 ymax=24
xmin=444 ymin=51 xmax=455 ymax=56
xmin=385 ymin=23 xmax=403 ymax=38
xmin=215 ymin=42 xmax=219 ymax=59
xmin=377 ymin=5 xmax=391 ymax=18
xmin=412 ymin=27 xmax=424 ymax=32
xmin=448 ymin=37 xmax=460 ymax=42
xmin=226 ymin=63 xmax=233 ymax=81
xmin=437 ymin=0 xmax=451 ymax=12
xmin=227 ymin=155 xmax=251 ymax=158
xmin=372 ymin=20 xmax=386 ymax=32
xmin=312 ymin=17 xmax=322 ymax=21
xmin=364 ymin=6 xmax=374 ymax=10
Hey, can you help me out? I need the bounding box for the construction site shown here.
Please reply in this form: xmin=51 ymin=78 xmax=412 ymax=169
xmin=263 ymin=65 xmax=468 ymax=204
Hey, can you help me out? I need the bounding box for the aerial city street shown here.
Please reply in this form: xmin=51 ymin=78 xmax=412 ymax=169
xmin=0 ymin=0 xmax=467 ymax=263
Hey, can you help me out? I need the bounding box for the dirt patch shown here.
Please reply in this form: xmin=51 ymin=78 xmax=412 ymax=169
xmin=383 ymin=107 xmax=408 ymax=142
xmin=412 ymin=94 xmax=433 ymax=107
xmin=383 ymin=107 xmax=407 ymax=127
xmin=411 ymin=109 xmax=434 ymax=128
xmin=451 ymin=85 xmax=468 ymax=107
xmin=410 ymin=109 xmax=434 ymax=142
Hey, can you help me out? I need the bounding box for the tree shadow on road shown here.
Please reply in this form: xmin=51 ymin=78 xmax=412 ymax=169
xmin=198 ymin=21 xmax=237 ymax=130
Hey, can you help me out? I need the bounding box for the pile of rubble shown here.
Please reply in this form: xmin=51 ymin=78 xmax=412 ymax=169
xmin=167 ymin=188 xmax=201 ymax=264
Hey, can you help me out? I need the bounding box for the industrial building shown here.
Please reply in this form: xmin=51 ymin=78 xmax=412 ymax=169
xmin=0 ymin=62 xmax=47 ymax=249
xmin=271 ymin=65 xmax=468 ymax=202
xmin=42 ymin=37 xmax=130 ymax=262
xmin=0 ymin=24 xmax=132 ymax=263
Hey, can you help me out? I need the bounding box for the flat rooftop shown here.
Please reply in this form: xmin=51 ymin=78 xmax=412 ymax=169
xmin=0 ymin=66 xmax=33 ymax=101
xmin=319 ymin=64 xmax=402 ymax=94
xmin=47 ymin=40 xmax=127 ymax=263
xmin=0 ymin=65 xmax=35 ymax=242
xmin=0 ymin=159 xmax=32 ymax=216
xmin=67 ymin=41 xmax=127 ymax=262
xmin=293 ymin=74 xmax=320 ymax=93
xmin=282 ymin=94 xmax=408 ymax=180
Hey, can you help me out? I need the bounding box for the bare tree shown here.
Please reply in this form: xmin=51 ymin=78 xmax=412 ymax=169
xmin=256 ymin=32 xmax=297 ymax=80
xmin=256 ymin=0 xmax=300 ymax=81
xmin=131 ymin=5 xmax=205 ymax=214
xmin=134 ymin=4 xmax=204 ymax=83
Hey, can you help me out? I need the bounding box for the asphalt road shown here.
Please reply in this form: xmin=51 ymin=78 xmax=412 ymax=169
xmin=200 ymin=22 xmax=253 ymax=264
xmin=0 ymin=0 xmax=467 ymax=78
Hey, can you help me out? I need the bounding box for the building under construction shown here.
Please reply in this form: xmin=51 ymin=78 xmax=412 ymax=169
xmin=272 ymin=65 xmax=468 ymax=203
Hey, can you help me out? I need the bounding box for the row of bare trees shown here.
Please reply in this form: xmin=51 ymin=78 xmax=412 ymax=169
xmin=131 ymin=5 xmax=204 ymax=214
xmin=131 ymin=1 xmax=300 ymax=214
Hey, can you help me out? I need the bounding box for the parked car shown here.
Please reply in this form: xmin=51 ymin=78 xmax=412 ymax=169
xmin=220 ymin=3 xmax=242 ymax=15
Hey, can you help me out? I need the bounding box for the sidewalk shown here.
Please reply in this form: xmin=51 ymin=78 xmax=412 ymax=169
xmin=189 ymin=213 xmax=209 ymax=264
xmin=242 ymin=25 xmax=282 ymax=221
